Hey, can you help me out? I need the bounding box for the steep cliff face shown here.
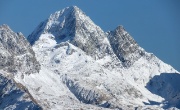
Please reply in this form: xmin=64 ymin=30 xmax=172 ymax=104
xmin=0 ymin=24 xmax=40 ymax=74
xmin=107 ymin=25 xmax=145 ymax=67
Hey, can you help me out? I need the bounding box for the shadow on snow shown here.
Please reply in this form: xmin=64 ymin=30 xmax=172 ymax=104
xmin=145 ymin=73 xmax=180 ymax=109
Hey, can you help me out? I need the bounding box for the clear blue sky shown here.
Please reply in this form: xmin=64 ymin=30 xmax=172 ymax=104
xmin=0 ymin=0 xmax=179 ymax=71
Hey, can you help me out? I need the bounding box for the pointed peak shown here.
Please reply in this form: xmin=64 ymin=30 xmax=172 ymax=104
xmin=48 ymin=6 xmax=84 ymax=22
xmin=66 ymin=6 xmax=82 ymax=13
xmin=0 ymin=24 xmax=23 ymax=36
xmin=68 ymin=5 xmax=80 ymax=10
xmin=0 ymin=24 xmax=11 ymax=30
xmin=28 ymin=6 xmax=98 ymax=45
xmin=115 ymin=25 xmax=125 ymax=32
xmin=117 ymin=25 xmax=124 ymax=29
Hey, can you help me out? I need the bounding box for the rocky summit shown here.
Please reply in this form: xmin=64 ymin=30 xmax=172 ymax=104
xmin=0 ymin=6 xmax=179 ymax=110
xmin=0 ymin=24 xmax=40 ymax=75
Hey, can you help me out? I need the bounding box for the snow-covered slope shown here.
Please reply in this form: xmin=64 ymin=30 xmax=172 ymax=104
xmin=0 ymin=71 xmax=41 ymax=110
xmin=28 ymin=32 xmax=178 ymax=109
xmin=28 ymin=34 xmax=160 ymax=109
xmin=1 ymin=6 xmax=179 ymax=110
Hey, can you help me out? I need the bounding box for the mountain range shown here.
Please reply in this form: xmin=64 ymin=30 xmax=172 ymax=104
xmin=0 ymin=6 xmax=179 ymax=110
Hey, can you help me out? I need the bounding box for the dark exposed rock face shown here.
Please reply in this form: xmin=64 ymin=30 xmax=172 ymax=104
xmin=0 ymin=24 xmax=40 ymax=74
xmin=108 ymin=25 xmax=145 ymax=67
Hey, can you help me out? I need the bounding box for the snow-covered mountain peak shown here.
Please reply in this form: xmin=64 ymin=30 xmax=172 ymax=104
xmin=0 ymin=24 xmax=10 ymax=30
xmin=47 ymin=5 xmax=84 ymax=29
xmin=0 ymin=24 xmax=15 ymax=34
xmin=0 ymin=24 xmax=23 ymax=38
xmin=115 ymin=25 xmax=125 ymax=32
xmin=107 ymin=25 xmax=145 ymax=67
xmin=28 ymin=6 xmax=115 ymax=64
xmin=0 ymin=24 xmax=40 ymax=75
xmin=28 ymin=6 xmax=93 ymax=45
xmin=1 ymin=6 xmax=179 ymax=110
xmin=49 ymin=5 xmax=83 ymax=19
